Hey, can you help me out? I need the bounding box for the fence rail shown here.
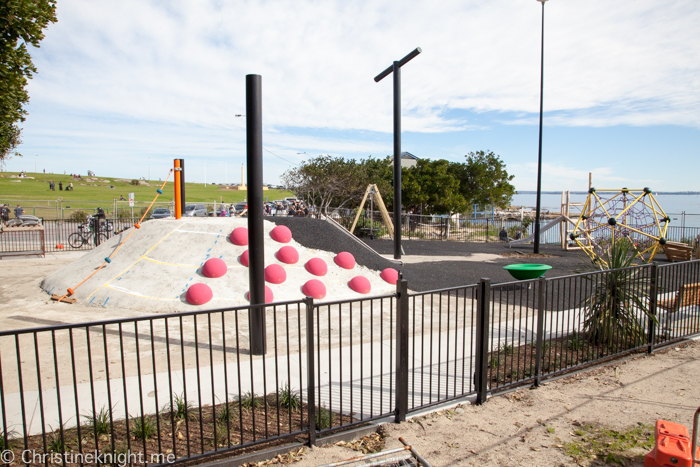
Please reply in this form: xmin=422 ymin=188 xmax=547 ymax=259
xmin=1 ymin=261 xmax=699 ymax=465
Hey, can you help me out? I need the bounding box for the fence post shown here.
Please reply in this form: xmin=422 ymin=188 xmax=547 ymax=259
xmin=647 ymin=262 xmax=658 ymax=354
xmin=304 ymin=296 xmax=317 ymax=446
xmin=534 ymin=276 xmax=546 ymax=386
xmin=474 ymin=278 xmax=491 ymax=405
xmin=395 ymin=279 xmax=409 ymax=422
xmin=485 ymin=219 xmax=489 ymax=243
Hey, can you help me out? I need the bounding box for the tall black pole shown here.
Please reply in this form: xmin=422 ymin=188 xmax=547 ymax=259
xmin=374 ymin=47 xmax=421 ymax=261
xmin=534 ymin=0 xmax=546 ymax=254
xmin=246 ymin=74 xmax=266 ymax=355
xmin=392 ymin=62 xmax=402 ymax=260
xmin=179 ymin=158 xmax=186 ymax=216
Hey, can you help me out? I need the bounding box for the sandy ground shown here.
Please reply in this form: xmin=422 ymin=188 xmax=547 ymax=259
xmin=293 ymin=340 xmax=700 ymax=466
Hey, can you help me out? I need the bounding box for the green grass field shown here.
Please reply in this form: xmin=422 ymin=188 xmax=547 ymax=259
xmin=0 ymin=171 xmax=293 ymax=219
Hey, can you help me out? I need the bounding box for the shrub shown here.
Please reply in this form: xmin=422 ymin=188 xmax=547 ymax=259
xmin=83 ymin=405 xmax=111 ymax=435
xmin=130 ymin=179 xmax=140 ymax=186
xmin=279 ymin=384 xmax=301 ymax=411
xmin=130 ymin=416 xmax=155 ymax=440
xmin=315 ymin=406 xmax=332 ymax=429
xmin=578 ymin=238 xmax=655 ymax=346
xmin=69 ymin=210 xmax=89 ymax=222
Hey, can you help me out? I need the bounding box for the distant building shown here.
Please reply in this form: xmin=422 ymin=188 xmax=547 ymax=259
xmin=400 ymin=152 xmax=419 ymax=168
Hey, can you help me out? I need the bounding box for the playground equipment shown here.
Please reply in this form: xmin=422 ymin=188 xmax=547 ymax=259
xmin=569 ymin=188 xmax=670 ymax=266
xmin=350 ymin=184 xmax=395 ymax=240
xmin=644 ymin=407 xmax=700 ymax=467
xmin=503 ymin=263 xmax=552 ymax=280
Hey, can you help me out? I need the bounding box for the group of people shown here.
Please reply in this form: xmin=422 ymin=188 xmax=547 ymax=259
xmin=1 ymin=204 xmax=23 ymax=225
xmin=48 ymin=180 xmax=73 ymax=191
xmin=285 ymin=200 xmax=309 ymax=217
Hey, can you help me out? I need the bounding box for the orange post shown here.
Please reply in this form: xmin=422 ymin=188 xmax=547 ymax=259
xmin=174 ymin=159 xmax=182 ymax=219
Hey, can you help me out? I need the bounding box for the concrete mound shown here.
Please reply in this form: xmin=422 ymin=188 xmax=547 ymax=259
xmin=41 ymin=218 xmax=398 ymax=312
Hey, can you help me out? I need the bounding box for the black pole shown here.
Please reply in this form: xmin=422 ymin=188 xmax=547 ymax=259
xmin=246 ymin=74 xmax=266 ymax=355
xmin=374 ymin=47 xmax=421 ymax=260
xmin=179 ymin=159 xmax=186 ymax=217
xmin=534 ymin=0 xmax=546 ymax=254
xmin=392 ymin=62 xmax=402 ymax=260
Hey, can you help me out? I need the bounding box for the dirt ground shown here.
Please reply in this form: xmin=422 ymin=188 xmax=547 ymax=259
xmin=1 ymin=252 xmax=698 ymax=467
xmin=292 ymin=340 xmax=700 ymax=467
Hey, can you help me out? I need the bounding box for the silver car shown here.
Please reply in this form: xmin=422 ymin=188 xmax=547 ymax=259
xmin=184 ymin=204 xmax=208 ymax=217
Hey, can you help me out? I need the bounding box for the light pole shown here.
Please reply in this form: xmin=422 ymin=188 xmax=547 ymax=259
xmin=533 ymin=0 xmax=548 ymax=254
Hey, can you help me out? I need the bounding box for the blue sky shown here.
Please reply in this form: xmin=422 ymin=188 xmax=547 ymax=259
xmin=5 ymin=0 xmax=700 ymax=192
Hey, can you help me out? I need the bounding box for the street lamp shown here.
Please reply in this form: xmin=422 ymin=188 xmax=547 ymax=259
xmin=533 ymin=0 xmax=548 ymax=254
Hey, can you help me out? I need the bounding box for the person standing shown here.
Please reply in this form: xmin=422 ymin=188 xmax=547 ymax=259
xmin=14 ymin=204 xmax=23 ymax=218
xmin=58 ymin=181 xmax=63 ymax=191
xmin=1 ymin=204 xmax=10 ymax=224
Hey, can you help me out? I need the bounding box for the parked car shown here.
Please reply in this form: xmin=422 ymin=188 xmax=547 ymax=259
xmin=150 ymin=207 xmax=172 ymax=219
xmin=184 ymin=204 xmax=208 ymax=217
xmin=234 ymin=202 xmax=248 ymax=216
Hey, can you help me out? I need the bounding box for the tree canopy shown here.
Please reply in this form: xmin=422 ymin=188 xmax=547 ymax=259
xmin=0 ymin=0 xmax=57 ymax=163
xmin=284 ymin=150 xmax=516 ymax=216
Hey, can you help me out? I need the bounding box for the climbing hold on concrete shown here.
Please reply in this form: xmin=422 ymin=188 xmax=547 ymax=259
xmin=230 ymin=227 xmax=248 ymax=246
xmin=104 ymin=257 xmax=112 ymax=264
xmin=334 ymin=251 xmax=356 ymax=269
xmin=305 ymin=257 xmax=328 ymax=276
xmin=349 ymin=276 xmax=371 ymax=294
xmin=277 ymin=246 xmax=299 ymax=264
xmin=265 ymin=264 xmax=287 ymax=284
xmin=186 ymin=283 xmax=213 ymax=305
xmin=202 ymin=258 xmax=227 ymax=278
xmin=270 ymin=225 xmax=293 ymax=243
xmin=240 ymin=250 xmax=249 ymax=267
xmin=380 ymin=268 xmax=399 ymax=284
xmin=302 ymin=279 xmax=326 ymax=299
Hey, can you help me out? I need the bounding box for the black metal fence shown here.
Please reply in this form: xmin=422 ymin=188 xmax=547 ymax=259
xmin=1 ymin=260 xmax=699 ymax=466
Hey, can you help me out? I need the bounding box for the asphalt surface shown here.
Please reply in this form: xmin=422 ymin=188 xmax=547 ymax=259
xmin=268 ymin=217 xmax=635 ymax=292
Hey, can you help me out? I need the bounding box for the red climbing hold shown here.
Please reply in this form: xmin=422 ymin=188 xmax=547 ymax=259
xmin=302 ymin=279 xmax=326 ymax=299
xmin=270 ymin=225 xmax=292 ymax=243
xmin=349 ymin=276 xmax=371 ymax=294
xmin=240 ymin=250 xmax=249 ymax=267
xmin=305 ymin=257 xmax=328 ymax=276
xmin=186 ymin=283 xmax=213 ymax=305
xmin=277 ymin=246 xmax=299 ymax=264
xmin=202 ymin=258 xmax=227 ymax=278
xmin=230 ymin=227 xmax=248 ymax=246
xmin=334 ymin=251 xmax=356 ymax=269
xmin=380 ymin=268 xmax=399 ymax=284
xmin=264 ymin=264 xmax=287 ymax=284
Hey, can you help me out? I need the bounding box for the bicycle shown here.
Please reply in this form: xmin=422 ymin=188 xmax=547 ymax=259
xmin=68 ymin=216 xmax=111 ymax=248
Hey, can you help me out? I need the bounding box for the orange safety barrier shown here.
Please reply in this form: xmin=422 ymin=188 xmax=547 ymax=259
xmin=645 ymin=420 xmax=699 ymax=467
xmin=55 ymin=169 xmax=174 ymax=303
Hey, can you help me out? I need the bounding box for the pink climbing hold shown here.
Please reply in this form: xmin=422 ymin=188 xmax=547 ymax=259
xmin=186 ymin=283 xmax=213 ymax=305
xmin=349 ymin=276 xmax=371 ymax=294
xmin=240 ymin=250 xmax=249 ymax=267
xmin=305 ymin=257 xmax=328 ymax=276
xmin=230 ymin=227 xmax=248 ymax=246
xmin=270 ymin=225 xmax=293 ymax=243
xmin=264 ymin=264 xmax=287 ymax=284
xmin=334 ymin=251 xmax=356 ymax=269
xmin=245 ymin=286 xmax=274 ymax=303
xmin=202 ymin=258 xmax=227 ymax=278
xmin=380 ymin=268 xmax=399 ymax=284
xmin=302 ymin=279 xmax=326 ymax=299
xmin=276 ymin=246 xmax=299 ymax=264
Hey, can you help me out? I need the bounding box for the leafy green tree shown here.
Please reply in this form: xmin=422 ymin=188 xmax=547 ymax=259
xmin=0 ymin=0 xmax=57 ymax=163
xmin=451 ymin=150 xmax=516 ymax=210
xmin=402 ymin=159 xmax=468 ymax=214
xmin=282 ymin=155 xmax=366 ymax=214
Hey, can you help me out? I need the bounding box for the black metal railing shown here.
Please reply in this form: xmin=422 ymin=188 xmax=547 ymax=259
xmin=1 ymin=260 xmax=699 ymax=465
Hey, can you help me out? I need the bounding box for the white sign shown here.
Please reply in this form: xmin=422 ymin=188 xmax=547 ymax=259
xmin=128 ymin=192 xmax=134 ymax=207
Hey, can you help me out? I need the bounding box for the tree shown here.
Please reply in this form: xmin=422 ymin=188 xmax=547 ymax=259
xmin=402 ymin=159 xmax=468 ymax=215
xmin=282 ymin=155 xmax=366 ymax=215
xmin=451 ymin=150 xmax=516 ymax=210
xmin=0 ymin=0 xmax=57 ymax=163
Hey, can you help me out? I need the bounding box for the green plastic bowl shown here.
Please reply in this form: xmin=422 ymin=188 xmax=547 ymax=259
xmin=503 ymin=263 xmax=552 ymax=280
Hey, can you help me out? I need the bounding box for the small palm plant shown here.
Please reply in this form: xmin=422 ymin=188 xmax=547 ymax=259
xmin=579 ymin=237 xmax=656 ymax=347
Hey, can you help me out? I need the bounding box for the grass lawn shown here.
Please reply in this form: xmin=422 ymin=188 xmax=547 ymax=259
xmin=0 ymin=171 xmax=293 ymax=219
